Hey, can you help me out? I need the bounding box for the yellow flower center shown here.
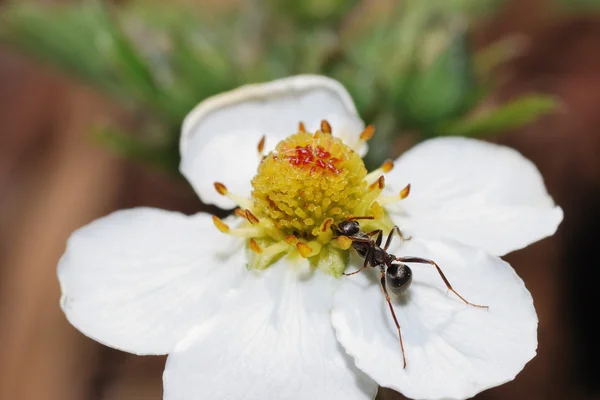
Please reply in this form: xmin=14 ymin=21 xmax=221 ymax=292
xmin=212 ymin=121 xmax=409 ymax=276
xmin=251 ymin=131 xmax=368 ymax=239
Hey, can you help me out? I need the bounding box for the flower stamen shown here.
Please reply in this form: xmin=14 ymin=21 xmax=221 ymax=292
xmin=369 ymin=176 xmax=385 ymax=191
xmin=355 ymin=125 xmax=374 ymax=151
xmin=365 ymin=159 xmax=394 ymax=184
xmin=249 ymin=238 xmax=263 ymax=254
xmin=245 ymin=209 xmax=260 ymax=225
xmin=262 ymin=240 xmax=292 ymax=259
xmin=213 ymin=182 xmax=254 ymax=210
xmin=400 ymin=183 xmax=411 ymax=199
xmin=257 ymin=135 xmax=266 ymax=158
xmin=320 ymin=120 xmax=332 ymax=134
xmin=212 ymin=216 xmax=263 ymax=237
xmin=377 ymin=183 xmax=412 ymax=206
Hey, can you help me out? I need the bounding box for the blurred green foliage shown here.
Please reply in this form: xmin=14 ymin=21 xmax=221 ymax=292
xmin=0 ymin=0 xmax=558 ymax=172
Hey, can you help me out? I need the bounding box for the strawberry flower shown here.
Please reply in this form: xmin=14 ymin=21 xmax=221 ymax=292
xmin=58 ymin=75 xmax=562 ymax=400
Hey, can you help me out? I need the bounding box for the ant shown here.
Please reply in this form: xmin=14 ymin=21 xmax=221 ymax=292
xmin=333 ymin=216 xmax=488 ymax=368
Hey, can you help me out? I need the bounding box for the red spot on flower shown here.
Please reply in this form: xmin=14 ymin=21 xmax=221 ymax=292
xmin=285 ymin=145 xmax=341 ymax=175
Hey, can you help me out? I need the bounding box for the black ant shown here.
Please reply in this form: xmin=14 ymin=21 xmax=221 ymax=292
xmin=333 ymin=216 xmax=488 ymax=368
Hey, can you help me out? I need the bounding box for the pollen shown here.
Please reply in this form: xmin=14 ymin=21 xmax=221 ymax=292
xmin=251 ymin=129 xmax=369 ymax=240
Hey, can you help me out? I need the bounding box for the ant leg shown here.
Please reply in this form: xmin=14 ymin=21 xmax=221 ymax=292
xmin=367 ymin=230 xmax=383 ymax=247
xmin=383 ymin=226 xmax=412 ymax=251
xmin=397 ymin=257 xmax=488 ymax=309
xmin=343 ymin=248 xmax=371 ymax=276
xmin=367 ymin=229 xmax=382 ymax=238
xmin=380 ymin=272 xmax=407 ymax=368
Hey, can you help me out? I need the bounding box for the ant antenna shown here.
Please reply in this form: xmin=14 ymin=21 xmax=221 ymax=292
xmin=347 ymin=216 xmax=375 ymax=222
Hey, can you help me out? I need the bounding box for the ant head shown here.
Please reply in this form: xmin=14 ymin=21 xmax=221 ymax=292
xmin=337 ymin=220 xmax=360 ymax=236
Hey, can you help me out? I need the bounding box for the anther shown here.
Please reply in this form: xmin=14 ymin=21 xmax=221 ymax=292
xmin=234 ymin=208 xmax=246 ymax=218
xmin=382 ymin=159 xmax=394 ymax=173
xmin=297 ymin=242 xmax=312 ymax=258
xmin=245 ymin=209 xmax=260 ymax=225
xmin=285 ymin=235 xmax=298 ymax=245
xmin=337 ymin=236 xmax=353 ymax=250
xmin=359 ymin=125 xmax=374 ymax=141
xmin=321 ymin=120 xmax=332 ymax=134
xmin=298 ymin=122 xmax=306 ymax=132
xmin=212 ymin=216 xmax=230 ymax=233
xmin=365 ymin=159 xmax=394 ymax=184
xmin=369 ymin=175 xmax=385 ymax=191
xmin=376 ymin=183 xmax=412 ymax=206
xmin=400 ymin=183 xmax=411 ymax=199
xmin=321 ymin=218 xmax=333 ymax=232
xmin=213 ymin=181 xmax=253 ymax=210
xmin=249 ymin=239 xmax=263 ymax=254
xmin=214 ymin=182 xmax=228 ymax=196
xmin=370 ymin=201 xmax=384 ymax=220
xmin=257 ymin=135 xmax=266 ymax=156
xmin=212 ymin=216 xmax=262 ymax=237
xmin=296 ymin=241 xmax=322 ymax=258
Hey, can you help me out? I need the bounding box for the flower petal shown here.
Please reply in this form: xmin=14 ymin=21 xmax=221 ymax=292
xmin=332 ymin=238 xmax=537 ymax=400
xmin=58 ymin=208 xmax=245 ymax=355
xmin=180 ymin=130 xmax=277 ymax=209
xmin=384 ymin=137 xmax=563 ymax=255
xmin=163 ymin=261 xmax=377 ymax=400
xmin=181 ymin=75 xmax=364 ymax=208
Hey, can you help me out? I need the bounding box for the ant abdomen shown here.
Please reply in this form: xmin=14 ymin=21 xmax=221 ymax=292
xmin=386 ymin=264 xmax=412 ymax=295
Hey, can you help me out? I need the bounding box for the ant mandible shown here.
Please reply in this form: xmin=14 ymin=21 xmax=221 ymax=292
xmin=333 ymin=216 xmax=488 ymax=369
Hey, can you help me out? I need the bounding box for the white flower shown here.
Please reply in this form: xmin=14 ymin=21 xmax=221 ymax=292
xmin=58 ymin=75 xmax=563 ymax=400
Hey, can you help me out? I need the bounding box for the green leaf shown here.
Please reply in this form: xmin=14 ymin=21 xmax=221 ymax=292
xmin=437 ymin=94 xmax=560 ymax=137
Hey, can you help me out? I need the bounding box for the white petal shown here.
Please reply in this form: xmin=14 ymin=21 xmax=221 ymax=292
xmin=180 ymin=75 xmax=364 ymax=207
xmin=332 ymin=238 xmax=537 ymax=400
xmin=164 ymin=260 xmax=377 ymax=400
xmin=58 ymin=208 xmax=246 ymax=355
xmin=385 ymin=137 xmax=563 ymax=255
xmin=180 ymin=130 xmax=276 ymax=209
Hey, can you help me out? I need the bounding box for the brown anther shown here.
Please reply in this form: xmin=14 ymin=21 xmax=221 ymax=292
xmin=285 ymin=235 xmax=298 ymax=245
xmin=369 ymin=175 xmax=385 ymax=190
xmin=297 ymin=242 xmax=312 ymax=258
xmin=321 ymin=218 xmax=333 ymax=232
xmin=320 ymin=120 xmax=332 ymax=134
xmin=214 ymin=182 xmax=228 ymax=196
xmin=400 ymin=183 xmax=411 ymax=199
xmin=382 ymin=159 xmax=394 ymax=173
xmin=337 ymin=236 xmax=353 ymax=250
xmin=298 ymin=122 xmax=306 ymax=132
xmin=257 ymin=135 xmax=266 ymax=155
xmin=359 ymin=125 xmax=375 ymax=141
xmin=249 ymin=239 xmax=263 ymax=254
xmin=212 ymin=216 xmax=230 ymax=233
xmin=245 ymin=209 xmax=260 ymax=225
xmin=234 ymin=208 xmax=246 ymax=218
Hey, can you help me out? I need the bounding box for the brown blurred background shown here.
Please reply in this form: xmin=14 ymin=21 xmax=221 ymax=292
xmin=1 ymin=0 xmax=600 ymax=399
